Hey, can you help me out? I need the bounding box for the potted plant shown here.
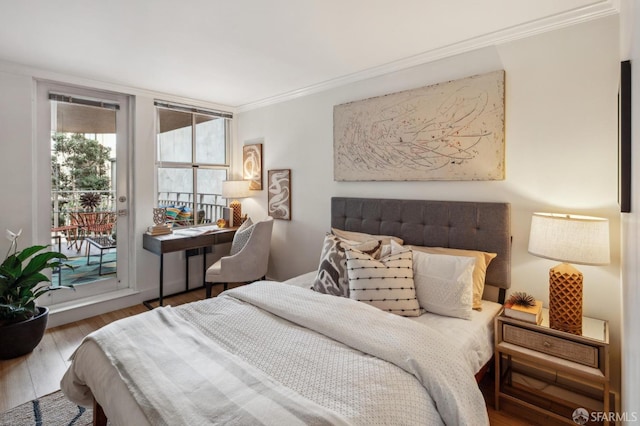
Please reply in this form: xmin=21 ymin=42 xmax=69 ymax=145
xmin=0 ymin=229 xmax=73 ymax=359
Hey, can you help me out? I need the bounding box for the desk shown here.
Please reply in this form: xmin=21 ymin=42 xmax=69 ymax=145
xmin=142 ymin=227 xmax=236 ymax=308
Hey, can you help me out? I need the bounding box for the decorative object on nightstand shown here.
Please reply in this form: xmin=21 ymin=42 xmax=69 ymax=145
xmin=504 ymin=292 xmax=542 ymax=324
xmin=527 ymin=212 xmax=610 ymax=335
xmin=222 ymin=180 xmax=250 ymax=227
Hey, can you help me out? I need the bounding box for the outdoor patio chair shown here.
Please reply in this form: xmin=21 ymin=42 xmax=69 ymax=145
xmin=70 ymin=211 xmax=117 ymax=252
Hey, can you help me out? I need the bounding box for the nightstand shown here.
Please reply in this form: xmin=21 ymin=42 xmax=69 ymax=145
xmin=495 ymin=308 xmax=610 ymax=425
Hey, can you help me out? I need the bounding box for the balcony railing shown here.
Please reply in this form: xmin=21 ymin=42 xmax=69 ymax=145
xmin=157 ymin=191 xmax=226 ymax=225
xmin=52 ymin=190 xmax=227 ymax=228
xmin=52 ymin=190 xmax=115 ymax=227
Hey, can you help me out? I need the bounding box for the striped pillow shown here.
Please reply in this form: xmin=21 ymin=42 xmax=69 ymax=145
xmin=345 ymin=247 xmax=420 ymax=317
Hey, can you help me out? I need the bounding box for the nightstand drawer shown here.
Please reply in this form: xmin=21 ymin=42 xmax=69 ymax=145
xmin=503 ymin=324 xmax=599 ymax=368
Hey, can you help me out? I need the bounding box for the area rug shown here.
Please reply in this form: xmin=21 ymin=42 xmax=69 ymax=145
xmin=0 ymin=390 xmax=92 ymax=426
xmin=56 ymin=252 xmax=116 ymax=286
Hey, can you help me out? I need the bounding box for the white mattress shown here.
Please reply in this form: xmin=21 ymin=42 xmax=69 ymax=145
xmin=283 ymin=271 xmax=501 ymax=374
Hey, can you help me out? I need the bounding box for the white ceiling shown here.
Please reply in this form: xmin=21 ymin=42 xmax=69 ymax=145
xmin=0 ymin=0 xmax=617 ymax=110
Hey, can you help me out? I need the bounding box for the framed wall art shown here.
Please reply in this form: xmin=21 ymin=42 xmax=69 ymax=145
xmin=267 ymin=169 xmax=291 ymax=220
xmin=619 ymin=60 xmax=631 ymax=213
xmin=333 ymin=70 xmax=505 ymax=181
xmin=243 ymin=142 xmax=263 ymax=190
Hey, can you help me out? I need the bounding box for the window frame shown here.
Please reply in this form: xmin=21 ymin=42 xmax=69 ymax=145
xmin=154 ymin=101 xmax=232 ymax=227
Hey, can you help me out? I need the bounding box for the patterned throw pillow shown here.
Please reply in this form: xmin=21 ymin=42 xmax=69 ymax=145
xmin=229 ymin=218 xmax=254 ymax=256
xmin=313 ymin=234 xmax=381 ymax=297
xmin=345 ymin=247 xmax=420 ymax=317
xmin=331 ymin=228 xmax=404 ymax=259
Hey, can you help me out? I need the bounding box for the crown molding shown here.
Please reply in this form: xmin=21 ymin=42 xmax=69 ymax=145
xmin=0 ymin=59 xmax=237 ymax=114
xmin=237 ymin=0 xmax=617 ymax=112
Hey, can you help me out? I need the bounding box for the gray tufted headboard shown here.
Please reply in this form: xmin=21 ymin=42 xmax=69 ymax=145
xmin=331 ymin=197 xmax=511 ymax=302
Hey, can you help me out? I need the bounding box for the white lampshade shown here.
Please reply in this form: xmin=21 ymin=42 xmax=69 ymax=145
xmin=222 ymin=180 xmax=250 ymax=199
xmin=528 ymin=212 xmax=610 ymax=266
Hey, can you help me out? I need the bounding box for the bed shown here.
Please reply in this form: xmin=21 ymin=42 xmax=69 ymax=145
xmin=61 ymin=197 xmax=511 ymax=426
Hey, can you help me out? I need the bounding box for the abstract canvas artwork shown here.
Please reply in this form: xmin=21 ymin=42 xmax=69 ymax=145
xmin=267 ymin=169 xmax=291 ymax=220
xmin=333 ymin=70 xmax=505 ymax=181
xmin=243 ymin=143 xmax=263 ymax=190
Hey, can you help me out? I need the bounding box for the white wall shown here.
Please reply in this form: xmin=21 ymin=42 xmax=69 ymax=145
xmin=621 ymin=0 xmax=640 ymax=417
xmin=0 ymin=63 xmax=234 ymax=325
xmin=238 ymin=17 xmax=623 ymax=392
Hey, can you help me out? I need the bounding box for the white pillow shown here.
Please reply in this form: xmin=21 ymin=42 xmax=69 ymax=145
xmin=391 ymin=240 xmax=475 ymax=320
xmin=345 ymin=247 xmax=420 ymax=317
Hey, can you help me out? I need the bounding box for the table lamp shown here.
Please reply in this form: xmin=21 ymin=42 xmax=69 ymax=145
xmin=222 ymin=180 xmax=250 ymax=226
xmin=527 ymin=212 xmax=610 ymax=335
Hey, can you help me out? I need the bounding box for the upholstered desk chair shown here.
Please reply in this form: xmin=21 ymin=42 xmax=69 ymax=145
xmin=205 ymin=216 xmax=274 ymax=298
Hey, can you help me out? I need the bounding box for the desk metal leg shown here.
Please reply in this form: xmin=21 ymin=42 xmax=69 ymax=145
xmin=158 ymin=253 xmax=164 ymax=306
xmin=144 ymin=245 xmax=218 ymax=309
xmin=185 ymin=254 xmax=189 ymax=292
xmin=202 ymin=248 xmax=207 ymax=287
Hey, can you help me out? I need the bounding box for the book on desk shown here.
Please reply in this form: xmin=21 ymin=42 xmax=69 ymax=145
xmin=147 ymin=224 xmax=172 ymax=236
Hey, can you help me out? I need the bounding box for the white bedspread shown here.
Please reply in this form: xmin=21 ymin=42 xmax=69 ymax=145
xmin=284 ymin=271 xmax=501 ymax=374
xmin=62 ymin=281 xmax=489 ymax=425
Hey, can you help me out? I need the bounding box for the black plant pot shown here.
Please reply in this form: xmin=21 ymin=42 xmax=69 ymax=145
xmin=0 ymin=306 xmax=49 ymax=360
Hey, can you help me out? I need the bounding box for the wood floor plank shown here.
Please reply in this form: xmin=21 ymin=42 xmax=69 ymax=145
xmin=26 ymin=332 xmax=69 ymax=399
xmin=48 ymin=322 xmax=89 ymax=366
xmin=0 ymin=356 xmax=36 ymax=413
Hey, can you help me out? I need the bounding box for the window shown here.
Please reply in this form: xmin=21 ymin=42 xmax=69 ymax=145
xmin=155 ymin=101 xmax=232 ymax=226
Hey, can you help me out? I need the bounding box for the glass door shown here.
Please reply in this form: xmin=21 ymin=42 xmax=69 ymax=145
xmin=37 ymin=82 xmax=131 ymax=304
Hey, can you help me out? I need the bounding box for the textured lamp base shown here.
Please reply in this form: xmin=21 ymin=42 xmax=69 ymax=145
xmin=230 ymin=200 xmax=242 ymax=227
xmin=548 ymin=263 xmax=583 ymax=335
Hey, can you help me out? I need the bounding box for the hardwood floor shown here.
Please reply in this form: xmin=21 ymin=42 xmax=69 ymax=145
xmin=1 ymin=287 xmax=543 ymax=424
xmin=0 ymin=288 xmax=211 ymax=414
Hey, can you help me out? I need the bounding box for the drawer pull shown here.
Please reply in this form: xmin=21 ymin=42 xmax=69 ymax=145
xmin=543 ymin=341 xmax=551 ymax=348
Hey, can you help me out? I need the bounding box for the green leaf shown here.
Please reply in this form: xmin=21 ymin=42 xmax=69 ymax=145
xmin=0 ymin=255 xmax=22 ymax=279
xmin=16 ymin=245 xmax=48 ymax=262
xmin=22 ymin=251 xmax=67 ymax=277
xmin=15 ymin=272 xmax=50 ymax=290
xmin=32 ymin=284 xmax=73 ymax=299
xmin=0 ymin=240 xmax=74 ymax=322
